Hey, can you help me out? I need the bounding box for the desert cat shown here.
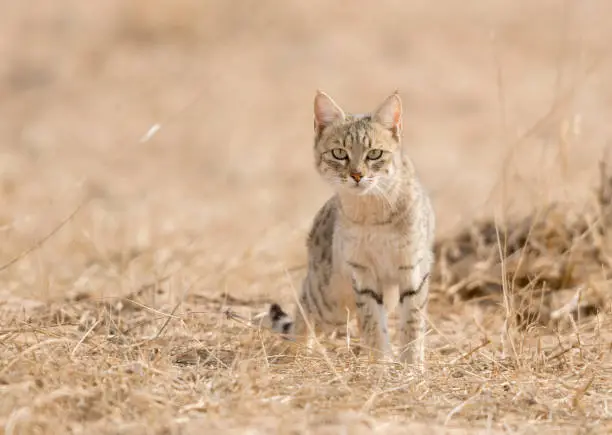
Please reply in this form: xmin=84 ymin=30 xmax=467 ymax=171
xmin=269 ymin=91 xmax=435 ymax=366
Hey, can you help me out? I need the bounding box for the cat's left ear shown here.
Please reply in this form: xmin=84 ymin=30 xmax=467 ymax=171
xmin=314 ymin=90 xmax=345 ymax=136
xmin=373 ymin=91 xmax=402 ymax=139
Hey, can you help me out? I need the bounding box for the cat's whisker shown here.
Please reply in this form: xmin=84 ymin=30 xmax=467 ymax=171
xmin=370 ymin=183 xmax=394 ymax=213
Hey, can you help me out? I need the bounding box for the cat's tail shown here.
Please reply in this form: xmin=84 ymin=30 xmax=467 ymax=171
xmin=268 ymin=303 xmax=295 ymax=337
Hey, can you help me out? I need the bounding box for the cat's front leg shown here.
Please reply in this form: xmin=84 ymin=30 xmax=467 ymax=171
xmin=347 ymin=261 xmax=391 ymax=361
xmin=397 ymin=257 xmax=430 ymax=370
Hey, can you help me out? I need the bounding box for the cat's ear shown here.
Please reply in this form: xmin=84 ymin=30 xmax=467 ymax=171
xmin=373 ymin=91 xmax=402 ymax=139
xmin=314 ymin=90 xmax=345 ymax=135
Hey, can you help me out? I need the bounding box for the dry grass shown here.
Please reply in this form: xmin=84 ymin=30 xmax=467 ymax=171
xmin=2 ymin=1 xmax=612 ymax=434
xmin=4 ymin=170 xmax=612 ymax=434
xmin=2 ymin=198 xmax=612 ymax=434
xmin=435 ymin=161 xmax=612 ymax=332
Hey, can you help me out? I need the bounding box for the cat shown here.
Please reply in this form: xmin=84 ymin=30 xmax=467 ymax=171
xmin=269 ymin=90 xmax=435 ymax=367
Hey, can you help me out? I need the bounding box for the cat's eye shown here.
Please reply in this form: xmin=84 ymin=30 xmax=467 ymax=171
xmin=366 ymin=149 xmax=383 ymax=160
xmin=331 ymin=148 xmax=348 ymax=160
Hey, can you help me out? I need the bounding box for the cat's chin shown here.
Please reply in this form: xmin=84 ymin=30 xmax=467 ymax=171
xmin=334 ymin=182 xmax=375 ymax=196
xmin=353 ymin=185 xmax=371 ymax=195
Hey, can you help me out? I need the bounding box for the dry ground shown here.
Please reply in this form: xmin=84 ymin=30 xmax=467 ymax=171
xmin=1 ymin=1 xmax=612 ymax=433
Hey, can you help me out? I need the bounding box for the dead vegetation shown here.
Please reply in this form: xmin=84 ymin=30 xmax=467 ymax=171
xmin=1 ymin=166 xmax=611 ymax=434
xmin=2 ymin=1 xmax=612 ymax=434
xmin=434 ymin=161 xmax=612 ymax=332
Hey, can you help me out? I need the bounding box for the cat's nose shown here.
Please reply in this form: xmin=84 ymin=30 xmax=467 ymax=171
xmin=350 ymin=171 xmax=363 ymax=183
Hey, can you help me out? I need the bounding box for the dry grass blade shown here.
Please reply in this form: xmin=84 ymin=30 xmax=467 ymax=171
xmin=572 ymin=375 xmax=595 ymax=411
xmin=71 ymin=319 xmax=100 ymax=357
xmin=444 ymin=386 xmax=484 ymax=426
xmin=449 ymin=338 xmax=491 ymax=364
xmin=0 ymin=201 xmax=87 ymax=273
xmin=1 ymin=338 xmax=74 ymax=376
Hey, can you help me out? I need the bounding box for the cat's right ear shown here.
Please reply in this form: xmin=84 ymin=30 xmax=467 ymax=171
xmin=314 ymin=90 xmax=345 ymax=135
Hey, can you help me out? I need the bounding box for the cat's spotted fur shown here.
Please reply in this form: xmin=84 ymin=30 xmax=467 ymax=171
xmin=269 ymin=91 xmax=435 ymax=366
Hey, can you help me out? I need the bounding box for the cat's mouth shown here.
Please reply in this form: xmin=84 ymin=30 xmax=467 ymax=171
xmin=347 ymin=179 xmax=375 ymax=195
xmin=329 ymin=176 xmax=375 ymax=195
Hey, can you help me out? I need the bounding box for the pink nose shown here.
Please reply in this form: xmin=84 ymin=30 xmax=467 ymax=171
xmin=350 ymin=171 xmax=362 ymax=183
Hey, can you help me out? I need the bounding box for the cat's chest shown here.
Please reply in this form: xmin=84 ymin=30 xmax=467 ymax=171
xmin=334 ymin=224 xmax=412 ymax=277
xmin=339 ymin=225 xmax=402 ymax=249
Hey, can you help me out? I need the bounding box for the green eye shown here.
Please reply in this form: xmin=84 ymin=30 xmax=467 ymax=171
xmin=331 ymin=148 xmax=348 ymax=160
xmin=366 ymin=149 xmax=383 ymax=160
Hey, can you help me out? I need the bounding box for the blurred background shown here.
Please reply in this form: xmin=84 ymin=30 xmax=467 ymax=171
xmin=1 ymin=0 xmax=611 ymax=304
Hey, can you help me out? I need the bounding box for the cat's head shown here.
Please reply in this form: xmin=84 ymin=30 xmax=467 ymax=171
xmin=313 ymin=91 xmax=404 ymax=195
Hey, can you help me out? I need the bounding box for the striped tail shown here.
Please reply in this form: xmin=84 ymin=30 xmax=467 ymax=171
xmin=269 ymin=303 xmax=294 ymax=336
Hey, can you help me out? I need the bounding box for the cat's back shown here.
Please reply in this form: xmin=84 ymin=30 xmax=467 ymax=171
xmin=306 ymin=196 xmax=338 ymax=259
